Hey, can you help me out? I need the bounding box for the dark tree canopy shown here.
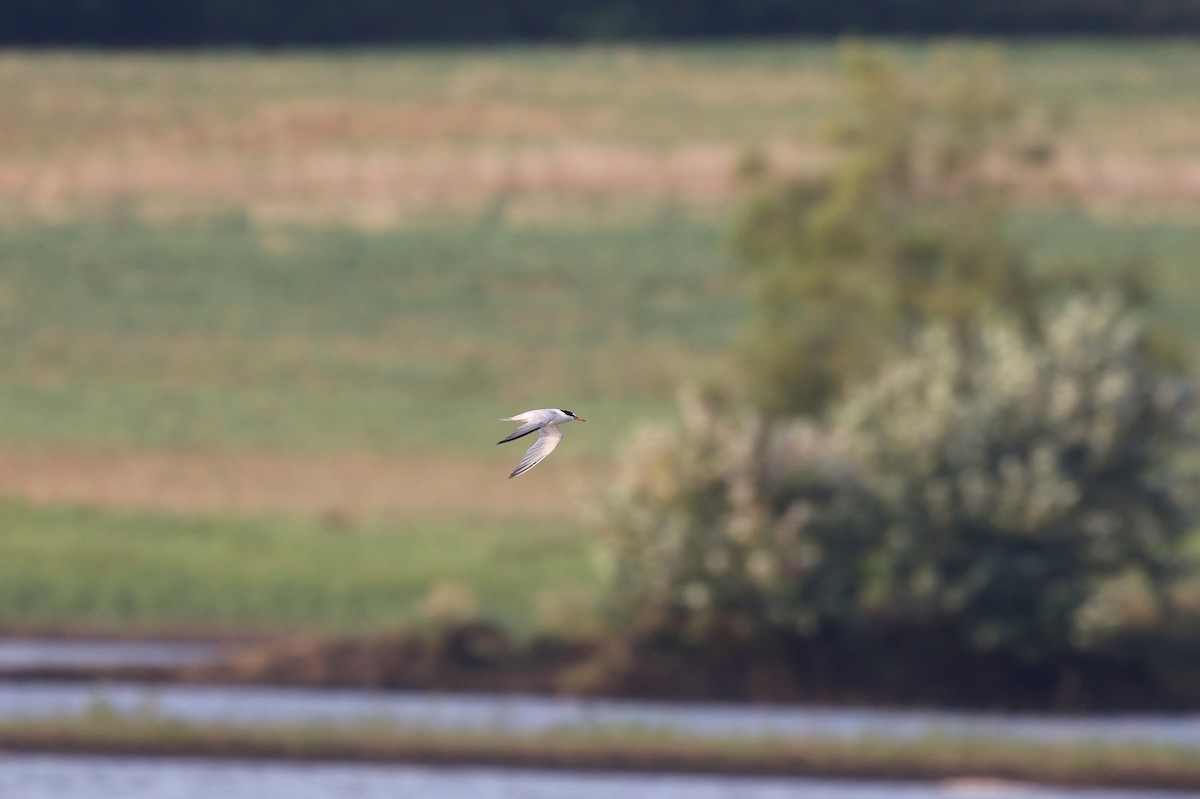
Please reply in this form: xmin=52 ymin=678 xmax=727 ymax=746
xmin=5 ymin=0 xmax=1200 ymax=47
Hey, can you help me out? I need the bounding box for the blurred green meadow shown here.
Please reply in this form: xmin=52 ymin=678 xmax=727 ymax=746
xmin=3 ymin=42 xmax=1200 ymax=636
xmin=0 ymin=501 xmax=596 ymax=634
xmin=0 ymin=218 xmax=739 ymax=453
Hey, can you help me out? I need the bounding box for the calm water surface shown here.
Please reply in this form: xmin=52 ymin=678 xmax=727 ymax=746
xmin=0 ymin=639 xmax=221 ymax=669
xmin=0 ymin=755 xmax=1194 ymax=799
xmin=1 ymin=638 xmax=1197 ymax=750
xmin=0 ymin=681 xmax=1198 ymax=749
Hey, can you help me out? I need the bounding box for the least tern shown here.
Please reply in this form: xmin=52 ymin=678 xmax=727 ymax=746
xmin=497 ymin=408 xmax=587 ymax=478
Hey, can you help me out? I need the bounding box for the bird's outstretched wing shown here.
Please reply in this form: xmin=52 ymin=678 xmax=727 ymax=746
xmin=509 ymin=424 xmax=563 ymax=478
xmin=496 ymin=420 xmax=544 ymax=445
xmin=496 ymin=409 xmax=554 ymax=445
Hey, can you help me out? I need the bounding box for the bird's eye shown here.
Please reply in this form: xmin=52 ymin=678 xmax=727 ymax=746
xmin=560 ymin=409 xmax=574 ymax=416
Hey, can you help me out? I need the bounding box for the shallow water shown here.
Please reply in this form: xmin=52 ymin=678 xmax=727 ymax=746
xmin=0 ymin=755 xmax=1194 ymax=799
xmin=1 ymin=636 xmax=1197 ymax=751
xmin=0 ymin=639 xmax=221 ymax=670
xmin=1 ymin=681 xmax=1198 ymax=749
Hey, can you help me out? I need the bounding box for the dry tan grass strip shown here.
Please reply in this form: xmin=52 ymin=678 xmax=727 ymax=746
xmin=0 ymin=447 xmax=591 ymax=521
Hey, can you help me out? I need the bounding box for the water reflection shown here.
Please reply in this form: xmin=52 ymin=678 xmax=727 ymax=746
xmin=0 ymin=682 xmax=1198 ymax=749
xmin=0 ymin=755 xmax=1193 ymax=799
xmin=0 ymin=639 xmax=221 ymax=670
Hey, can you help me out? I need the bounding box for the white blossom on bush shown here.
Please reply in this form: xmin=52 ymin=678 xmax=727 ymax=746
xmin=836 ymin=295 xmax=1198 ymax=655
xmin=598 ymin=390 xmax=884 ymax=642
xmin=597 ymin=296 xmax=1198 ymax=660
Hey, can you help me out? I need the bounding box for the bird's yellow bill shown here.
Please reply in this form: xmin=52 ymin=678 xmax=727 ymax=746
xmin=575 ymin=417 xmax=587 ymax=422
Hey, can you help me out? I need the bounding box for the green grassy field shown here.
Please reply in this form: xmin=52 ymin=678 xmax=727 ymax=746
xmin=3 ymin=42 xmax=1200 ymax=635
xmin=3 ymin=211 xmax=1198 ymax=455
xmin=0 ymin=217 xmax=740 ymax=454
xmin=0 ymin=500 xmax=597 ymax=634
xmin=0 ymin=209 xmax=1195 ymax=635
xmin=5 ymin=41 xmax=1200 ymax=228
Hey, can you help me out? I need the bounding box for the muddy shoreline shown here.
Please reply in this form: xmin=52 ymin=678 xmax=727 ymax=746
xmin=4 ymin=628 xmax=1200 ymax=790
xmin=3 ymin=622 xmax=1199 ymax=713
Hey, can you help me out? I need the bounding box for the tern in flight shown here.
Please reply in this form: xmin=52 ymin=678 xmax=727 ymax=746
xmin=497 ymin=408 xmax=586 ymax=478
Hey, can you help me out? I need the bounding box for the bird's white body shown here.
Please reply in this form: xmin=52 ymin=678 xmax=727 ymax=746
xmin=497 ymin=408 xmax=586 ymax=478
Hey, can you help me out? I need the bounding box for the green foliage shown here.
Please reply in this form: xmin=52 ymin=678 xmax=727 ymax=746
xmin=594 ymin=43 xmax=1200 ymax=663
xmin=599 ymin=298 xmax=1199 ymax=659
xmin=838 ymin=295 xmax=1199 ymax=657
xmin=730 ymin=43 xmax=1053 ymax=415
xmin=597 ymin=390 xmax=884 ymax=643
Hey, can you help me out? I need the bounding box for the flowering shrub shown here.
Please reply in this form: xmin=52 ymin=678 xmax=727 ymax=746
xmin=597 ymin=391 xmax=884 ymax=644
xmin=837 ymin=295 xmax=1198 ymax=656
xmin=598 ymin=297 xmax=1198 ymax=660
